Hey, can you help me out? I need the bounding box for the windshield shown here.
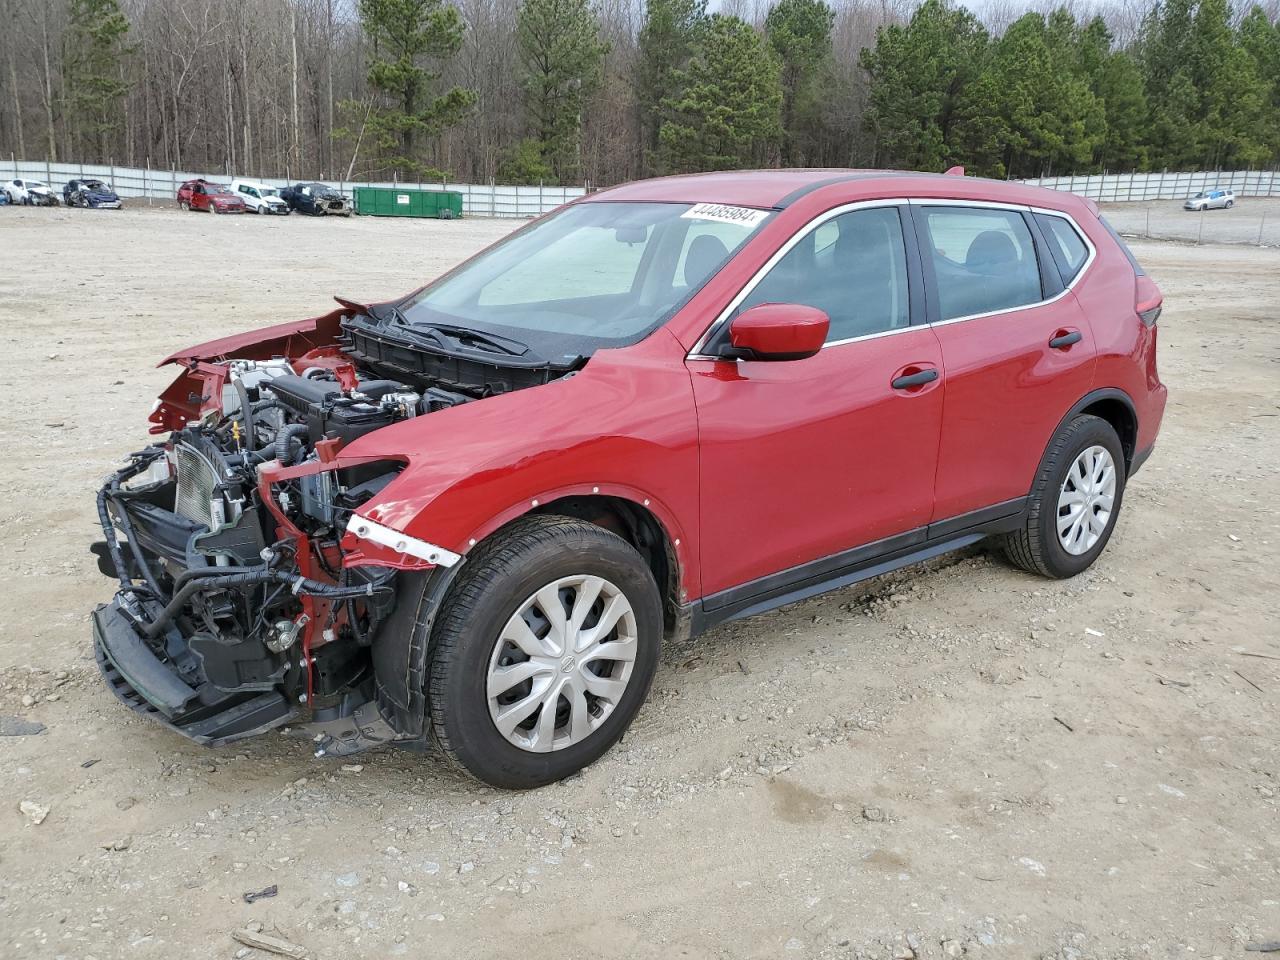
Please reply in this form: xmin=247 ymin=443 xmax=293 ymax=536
xmin=399 ymin=201 xmax=771 ymax=348
xmin=260 ymin=187 xmax=279 ymax=197
xmin=85 ymin=180 xmax=109 ymax=190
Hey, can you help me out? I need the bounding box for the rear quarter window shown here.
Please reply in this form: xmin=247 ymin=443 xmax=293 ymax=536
xmin=1034 ymin=213 xmax=1090 ymax=282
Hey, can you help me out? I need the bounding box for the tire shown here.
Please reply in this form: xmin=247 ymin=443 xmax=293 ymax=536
xmin=179 ymin=200 xmax=189 ymax=211
xmin=1226 ymin=200 xmax=1234 ymax=209
xmin=1001 ymin=414 xmax=1127 ymax=579
xmin=428 ymin=515 xmax=663 ymax=789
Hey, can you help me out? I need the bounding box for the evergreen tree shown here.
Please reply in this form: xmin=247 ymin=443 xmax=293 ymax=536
xmin=764 ymin=0 xmax=835 ymax=164
xmin=357 ymin=0 xmax=476 ymax=178
xmin=517 ymin=0 xmax=608 ymax=183
xmin=637 ymin=0 xmax=708 ymax=170
xmin=657 ymin=15 xmax=783 ymax=172
xmin=1238 ymin=5 xmax=1280 ymax=159
xmin=860 ymin=0 xmax=991 ymax=172
xmin=969 ymin=12 xmax=1104 ymax=178
xmin=63 ymin=0 xmax=130 ymax=161
xmin=1077 ymin=17 xmax=1149 ymax=171
xmin=1138 ymin=0 xmax=1270 ymax=169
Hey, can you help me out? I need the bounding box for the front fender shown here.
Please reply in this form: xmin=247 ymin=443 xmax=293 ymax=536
xmin=343 ymin=329 xmax=703 ymax=598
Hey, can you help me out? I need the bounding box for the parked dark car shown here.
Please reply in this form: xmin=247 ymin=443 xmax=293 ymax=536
xmin=91 ymin=170 xmax=1166 ymax=789
xmin=280 ymin=182 xmax=351 ymax=216
xmin=64 ymin=178 xmax=123 ymax=209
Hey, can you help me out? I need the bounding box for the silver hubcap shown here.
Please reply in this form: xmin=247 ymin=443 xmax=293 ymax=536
xmin=1057 ymin=445 xmax=1116 ymax=555
xmin=486 ymin=575 xmax=638 ymax=753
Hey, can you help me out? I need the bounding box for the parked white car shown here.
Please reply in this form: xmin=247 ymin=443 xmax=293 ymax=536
xmin=1184 ymin=189 xmax=1235 ymax=211
xmin=3 ymin=178 xmax=60 ymax=205
xmin=230 ymin=179 xmax=290 ymax=215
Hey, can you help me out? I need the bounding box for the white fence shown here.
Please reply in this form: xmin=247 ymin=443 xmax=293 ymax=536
xmin=1019 ymin=169 xmax=1280 ymax=202
xmin=0 ymin=157 xmax=586 ymax=218
xmin=8 ymin=157 xmax=1280 ymax=217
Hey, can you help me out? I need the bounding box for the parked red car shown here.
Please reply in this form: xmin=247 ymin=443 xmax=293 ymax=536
xmin=93 ymin=170 xmax=1165 ymax=788
xmin=177 ymin=178 xmax=247 ymax=214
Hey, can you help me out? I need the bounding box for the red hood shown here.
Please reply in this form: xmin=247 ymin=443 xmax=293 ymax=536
xmin=150 ymin=302 xmax=363 ymax=431
xmin=158 ymin=308 xmax=345 ymax=367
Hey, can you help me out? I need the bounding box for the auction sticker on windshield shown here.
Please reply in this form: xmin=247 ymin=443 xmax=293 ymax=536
xmin=681 ymin=203 xmax=770 ymax=228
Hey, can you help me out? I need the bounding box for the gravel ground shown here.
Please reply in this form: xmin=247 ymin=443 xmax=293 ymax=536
xmin=1100 ymin=197 xmax=1280 ymax=247
xmin=0 ymin=205 xmax=1277 ymax=960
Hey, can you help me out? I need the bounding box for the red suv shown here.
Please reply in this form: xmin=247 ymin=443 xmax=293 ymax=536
xmin=92 ymin=171 xmax=1165 ymax=788
xmin=177 ymin=178 xmax=246 ymax=214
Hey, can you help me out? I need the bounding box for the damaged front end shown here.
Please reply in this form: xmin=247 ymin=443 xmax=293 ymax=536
xmin=91 ymin=344 xmax=473 ymax=756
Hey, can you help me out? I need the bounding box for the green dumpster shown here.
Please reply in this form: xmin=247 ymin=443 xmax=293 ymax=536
xmin=353 ymin=187 xmax=463 ymax=219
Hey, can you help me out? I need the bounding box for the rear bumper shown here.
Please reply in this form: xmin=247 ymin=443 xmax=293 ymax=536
xmin=93 ymin=595 xmax=295 ymax=745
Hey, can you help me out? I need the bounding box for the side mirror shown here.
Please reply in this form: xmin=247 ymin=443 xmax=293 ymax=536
xmin=725 ymin=303 xmax=829 ymax=361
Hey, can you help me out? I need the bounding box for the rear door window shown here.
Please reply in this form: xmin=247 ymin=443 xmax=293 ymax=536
xmin=919 ymin=207 xmax=1043 ymax=321
xmin=1034 ymin=213 xmax=1090 ymax=282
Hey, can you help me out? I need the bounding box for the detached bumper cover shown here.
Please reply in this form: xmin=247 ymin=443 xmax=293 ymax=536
xmin=93 ymin=595 xmax=296 ymax=745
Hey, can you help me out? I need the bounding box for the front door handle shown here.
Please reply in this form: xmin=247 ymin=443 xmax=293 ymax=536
xmin=1048 ymin=330 xmax=1083 ymax=349
xmin=891 ymin=368 xmax=939 ymax=390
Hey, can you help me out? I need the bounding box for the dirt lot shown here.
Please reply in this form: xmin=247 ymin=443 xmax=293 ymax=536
xmin=1100 ymin=196 xmax=1280 ymax=247
xmin=0 ymin=205 xmax=1277 ymax=960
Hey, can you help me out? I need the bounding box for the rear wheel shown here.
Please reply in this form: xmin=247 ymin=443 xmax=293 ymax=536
xmin=428 ymin=516 xmax=662 ymax=789
xmin=1001 ymin=414 xmax=1126 ymax=579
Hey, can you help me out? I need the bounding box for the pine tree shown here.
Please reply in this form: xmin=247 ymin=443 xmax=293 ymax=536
xmin=517 ymin=0 xmax=609 ymax=183
xmin=657 ymin=15 xmax=782 ymax=172
xmin=1238 ymin=5 xmax=1280 ymax=160
xmin=63 ymin=0 xmax=130 ymax=161
xmin=357 ymin=0 xmax=476 ymax=178
xmin=969 ymin=12 xmax=1104 ymax=178
xmin=637 ymin=0 xmax=707 ymax=170
xmin=859 ymin=0 xmax=991 ymax=172
xmin=1076 ymin=17 xmax=1149 ymax=171
xmin=764 ymin=0 xmax=834 ymax=164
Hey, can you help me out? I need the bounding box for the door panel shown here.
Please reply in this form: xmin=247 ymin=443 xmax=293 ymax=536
xmin=691 ymin=203 xmax=942 ymax=599
xmin=913 ymin=204 xmax=1097 ymax=520
xmin=690 ymin=327 xmax=944 ymax=598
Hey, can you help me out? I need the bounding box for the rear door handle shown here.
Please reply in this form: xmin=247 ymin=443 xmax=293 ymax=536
xmin=1048 ymin=330 xmax=1083 ymax=349
xmin=891 ymin=369 xmax=939 ymax=390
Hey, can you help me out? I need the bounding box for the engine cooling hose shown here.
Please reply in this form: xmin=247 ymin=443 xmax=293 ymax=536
xmin=274 ymin=424 xmax=311 ymax=466
xmin=140 ymin=568 xmax=394 ymax=640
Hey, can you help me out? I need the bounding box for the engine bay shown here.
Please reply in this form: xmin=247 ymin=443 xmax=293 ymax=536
xmin=90 ymin=325 xmax=546 ymax=751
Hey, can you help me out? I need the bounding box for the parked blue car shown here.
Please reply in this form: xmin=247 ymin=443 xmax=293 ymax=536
xmin=64 ymin=178 xmax=123 ymax=209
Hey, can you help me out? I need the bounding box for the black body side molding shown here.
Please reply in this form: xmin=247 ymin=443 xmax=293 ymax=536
xmin=688 ymin=497 xmax=1027 ymax=637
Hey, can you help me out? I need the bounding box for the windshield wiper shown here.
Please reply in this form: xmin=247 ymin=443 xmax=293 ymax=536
xmin=378 ymin=307 xmax=533 ymax=359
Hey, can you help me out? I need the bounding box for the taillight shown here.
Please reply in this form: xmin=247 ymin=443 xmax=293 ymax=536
xmin=1135 ymin=275 xmax=1162 ymax=327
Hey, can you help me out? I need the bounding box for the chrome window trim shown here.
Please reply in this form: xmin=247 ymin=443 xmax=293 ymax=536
xmin=686 ymin=197 xmax=1097 ymax=359
xmin=911 ymin=199 xmax=1097 ymax=328
xmin=686 ymin=198 xmax=906 ymax=359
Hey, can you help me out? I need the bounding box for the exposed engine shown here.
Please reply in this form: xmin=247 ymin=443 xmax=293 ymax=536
xmin=91 ymin=351 xmax=479 ymax=749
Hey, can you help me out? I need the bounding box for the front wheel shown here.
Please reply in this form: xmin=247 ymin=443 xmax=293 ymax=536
xmin=1001 ymin=414 xmax=1127 ymax=579
xmin=428 ymin=516 xmax=663 ymax=789
xmin=1226 ymin=200 xmax=1234 ymax=208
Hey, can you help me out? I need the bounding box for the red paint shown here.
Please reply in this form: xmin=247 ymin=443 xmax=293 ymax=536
xmin=176 ymin=179 xmax=248 ymax=213
xmin=149 ymin=171 xmax=1166 ymax=605
xmin=689 ymin=328 xmax=944 ymax=593
xmin=729 ymin=303 xmax=829 ymax=359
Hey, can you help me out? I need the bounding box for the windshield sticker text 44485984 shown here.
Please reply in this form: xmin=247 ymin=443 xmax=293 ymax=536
xmin=680 ymin=203 xmax=770 ymax=228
